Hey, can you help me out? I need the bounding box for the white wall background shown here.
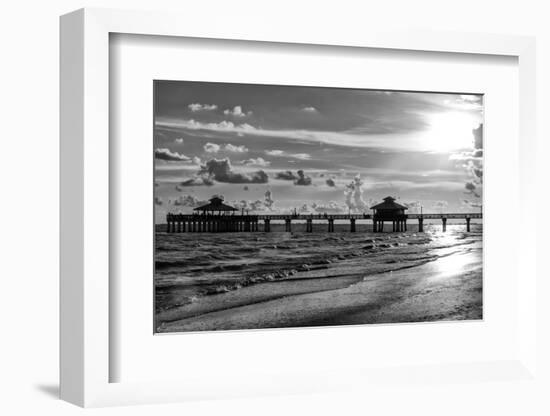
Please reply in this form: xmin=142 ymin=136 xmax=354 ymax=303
xmin=1 ymin=1 xmax=548 ymax=414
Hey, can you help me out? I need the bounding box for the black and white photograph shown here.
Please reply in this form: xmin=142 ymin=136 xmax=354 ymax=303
xmin=153 ymin=81 xmax=483 ymax=333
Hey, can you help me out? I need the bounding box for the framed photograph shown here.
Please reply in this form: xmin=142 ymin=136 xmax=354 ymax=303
xmin=60 ymin=8 xmax=538 ymax=407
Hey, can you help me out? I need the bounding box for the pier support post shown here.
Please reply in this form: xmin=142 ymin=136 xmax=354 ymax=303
xmin=418 ymin=218 xmax=423 ymax=232
xmin=466 ymin=217 xmax=471 ymax=232
xmin=285 ymin=218 xmax=292 ymax=233
xmin=350 ymin=218 xmax=356 ymax=232
xmin=264 ymin=219 xmax=271 ymax=232
xmin=372 ymin=220 xmax=377 ymax=233
xmin=328 ymin=218 xmax=334 ymax=232
xmin=404 ymin=220 xmax=407 ymax=232
xmin=306 ymin=218 xmax=312 ymax=232
xmin=442 ymin=218 xmax=447 ymax=232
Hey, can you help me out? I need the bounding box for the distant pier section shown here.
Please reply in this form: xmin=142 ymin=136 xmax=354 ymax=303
xmin=165 ymin=196 xmax=482 ymax=233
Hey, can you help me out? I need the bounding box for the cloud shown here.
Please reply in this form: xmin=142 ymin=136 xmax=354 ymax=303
xmin=240 ymin=157 xmax=271 ymax=167
xmin=188 ymin=103 xmax=218 ymax=111
xmin=432 ymin=200 xmax=449 ymax=210
xmin=294 ymin=170 xmax=312 ymax=186
xmin=192 ymin=156 xmax=202 ymax=165
xmin=265 ymin=149 xmax=311 ymax=160
xmin=264 ymin=190 xmax=275 ymax=210
xmin=204 ymin=142 xmax=248 ymax=154
xmin=463 ymin=199 xmax=482 ymax=209
xmin=465 ymin=181 xmax=480 ymax=198
xmin=174 ymin=138 xmax=184 ymax=144
xmin=451 ymin=123 xmax=483 ymax=200
xmin=154 ymin=148 xmax=190 ymax=161
xmin=311 ymin=201 xmax=346 ymax=214
xmin=325 ymin=177 xmax=336 ymax=187
xmin=199 ymin=158 xmax=268 ymax=184
xmin=179 ymin=176 xmax=214 ymax=187
xmin=223 ymin=105 xmax=250 ymax=117
xmin=274 ymin=170 xmax=312 ymax=185
xmin=173 ymin=195 xmax=208 ymax=208
xmin=230 ymin=193 xmax=274 ymax=212
xmin=301 ymin=106 xmax=318 ymax=113
xmin=344 ymin=175 xmax=368 ymax=212
xmin=204 ymin=142 xmax=221 ymax=153
xmin=224 ymin=143 xmax=248 ymax=153
xmin=275 ymin=170 xmax=298 ymax=181
xmin=402 ymin=200 xmax=421 ymax=213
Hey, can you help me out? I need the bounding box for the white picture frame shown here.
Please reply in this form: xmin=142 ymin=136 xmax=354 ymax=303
xmin=60 ymin=7 xmax=537 ymax=407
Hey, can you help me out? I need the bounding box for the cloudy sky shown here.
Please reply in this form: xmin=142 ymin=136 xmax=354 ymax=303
xmin=154 ymin=81 xmax=483 ymax=223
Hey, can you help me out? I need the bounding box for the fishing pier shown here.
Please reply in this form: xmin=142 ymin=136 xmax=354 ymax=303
xmin=165 ymin=196 xmax=482 ymax=234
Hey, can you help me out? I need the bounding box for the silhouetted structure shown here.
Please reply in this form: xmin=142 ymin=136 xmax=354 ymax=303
xmin=165 ymin=195 xmax=481 ymax=233
xmin=370 ymin=196 xmax=408 ymax=232
xmin=193 ymin=196 xmax=237 ymax=215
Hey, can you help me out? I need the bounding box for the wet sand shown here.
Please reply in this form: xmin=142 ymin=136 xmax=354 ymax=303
xmin=157 ymin=242 xmax=482 ymax=332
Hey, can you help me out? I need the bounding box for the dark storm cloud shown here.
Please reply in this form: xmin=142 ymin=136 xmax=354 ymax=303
xmin=199 ymin=158 xmax=268 ymax=184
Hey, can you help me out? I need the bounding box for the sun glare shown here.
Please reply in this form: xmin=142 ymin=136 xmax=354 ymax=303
xmin=424 ymin=112 xmax=479 ymax=153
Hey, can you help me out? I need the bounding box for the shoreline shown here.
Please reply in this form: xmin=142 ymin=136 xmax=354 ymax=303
xmin=156 ymin=242 xmax=482 ymax=333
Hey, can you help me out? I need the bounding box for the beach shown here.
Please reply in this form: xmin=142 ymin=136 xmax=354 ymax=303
xmin=155 ymin=223 xmax=482 ymax=332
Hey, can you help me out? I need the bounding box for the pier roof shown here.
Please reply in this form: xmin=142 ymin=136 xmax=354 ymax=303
xmin=194 ymin=196 xmax=237 ymax=212
xmin=370 ymin=196 xmax=408 ymax=211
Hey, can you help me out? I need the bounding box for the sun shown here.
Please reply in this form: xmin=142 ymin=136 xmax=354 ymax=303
xmin=424 ymin=112 xmax=479 ymax=153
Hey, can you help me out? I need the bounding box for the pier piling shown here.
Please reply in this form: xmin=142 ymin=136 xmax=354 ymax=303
xmin=350 ymin=218 xmax=356 ymax=232
xmin=442 ymin=218 xmax=447 ymax=232
xmin=466 ymin=217 xmax=471 ymax=232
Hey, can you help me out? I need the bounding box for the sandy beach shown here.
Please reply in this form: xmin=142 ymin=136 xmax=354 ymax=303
xmin=156 ymin=237 xmax=482 ymax=332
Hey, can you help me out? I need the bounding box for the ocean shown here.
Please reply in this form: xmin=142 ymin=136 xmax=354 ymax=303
xmin=154 ymin=223 xmax=482 ymax=332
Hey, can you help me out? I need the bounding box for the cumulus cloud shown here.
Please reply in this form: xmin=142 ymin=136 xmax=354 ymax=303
xmin=344 ymin=175 xmax=368 ymax=212
xmin=265 ymin=149 xmax=311 ymax=160
xmin=223 ymin=105 xmax=250 ymax=117
xmin=154 ymin=148 xmax=190 ymax=161
xmin=188 ymin=103 xmax=218 ymax=111
xmin=224 ymin=143 xmax=248 ymax=153
xmin=275 ymin=170 xmax=298 ymax=181
xmin=179 ymin=176 xmax=214 ymax=187
xmin=301 ymin=106 xmax=318 ymax=113
xmin=311 ymin=201 xmax=346 ymax=214
xmin=402 ymin=200 xmax=421 ymax=212
xmin=274 ymin=170 xmax=312 ymax=185
xmin=174 ymin=138 xmax=184 ymax=144
xmin=463 ymin=199 xmax=482 ymax=209
xmin=204 ymin=142 xmax=221 ymax=153
xmin=451 ymin=124 xmax=483 ymax=200
xmin=240 ymin=157 xmax=271 ymax=167
xmin=325 ymin=177 xmax=336 ymax=187
xmin=264 ymin=190 xmax=275 ymax=210
xmin=231 ymin=193 xmax=274 ymax=212
xmin=173 ymin=195 xmax=209 ymax=208
xmin=432 ymin=200 xmax=449 ymax=211
xmin=465 ymin=181 xmax=480 ymax=198
xmin=294 ymin=170 xmax=312 ymax=186
xmin=199 ymin=158 xmax=268 ymax=184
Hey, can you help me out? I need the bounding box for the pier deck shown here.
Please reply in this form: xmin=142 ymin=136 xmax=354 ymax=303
xmin=165 ymin=212 xmax=482 ymax=233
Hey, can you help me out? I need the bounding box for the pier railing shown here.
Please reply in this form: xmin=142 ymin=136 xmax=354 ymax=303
xmin=165 ymin=212 xmax=482 ymax=233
